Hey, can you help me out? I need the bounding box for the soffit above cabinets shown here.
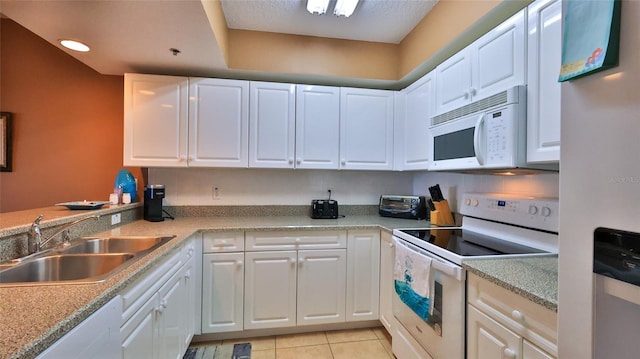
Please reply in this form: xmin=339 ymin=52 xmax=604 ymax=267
xmin=0 ymin=0 xmax=437 ymax=81
xmin=221 ymin=0 xmax=438 ymax=44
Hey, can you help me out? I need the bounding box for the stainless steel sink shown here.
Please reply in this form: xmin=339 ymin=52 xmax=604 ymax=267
xmin=59 ymin=235 xmax=175 ymax=254
xmin=0 ymin=253 xmax=135 ymax=284
xmin=0 ymin=235 xmax=176 ymax=286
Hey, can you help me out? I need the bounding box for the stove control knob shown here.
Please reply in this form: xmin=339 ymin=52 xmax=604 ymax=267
xmin=541 ymin=207 xmax=552 ymax=217
xmin=464 ymin=198 xmax=471 ymax=206
xmin=528 ymin=205 xmax=539 ymax=215
xmin=470 ymin=198 xmax=479 ymax=207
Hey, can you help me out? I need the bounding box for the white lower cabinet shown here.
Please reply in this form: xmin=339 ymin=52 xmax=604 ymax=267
xmin=467 ymin=273 xmax=557 ymax=359
xmin=37 ymin=296 xmax=121 ymax=359
xmin=297 ymin=249 xmax=347 ymax=325
xmin=120 ymin=238 xmax=196 ymax=359
xmin=202 ymin=252 xmax=245 ymax=333
xmin=379 ymin=231 xmax=395 ymax=332
xmin=244 ymin=250 xmax=298 ymax=329
xmin=467 ymin=305 xmax=521 ymax=359
xmin=346 ymin=230 xmax=380 ymax=321
xmin=201 ymin=231 xmax=246 ymax=334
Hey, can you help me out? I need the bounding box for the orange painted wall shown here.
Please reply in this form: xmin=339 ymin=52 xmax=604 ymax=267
xmin=0 ymin=19 xmax=143 ymax=213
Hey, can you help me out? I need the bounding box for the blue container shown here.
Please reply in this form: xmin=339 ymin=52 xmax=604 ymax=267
xmin=115 ymin=169 xmax=137 ymax=202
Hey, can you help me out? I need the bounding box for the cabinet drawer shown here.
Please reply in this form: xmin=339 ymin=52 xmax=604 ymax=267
xmin=467 ymin=273 xmax=557 ymax=356
xmin=203 ymin=231 xmax=244 ymax=252
xmin=245 ymin=230 xmax=347 ymax=251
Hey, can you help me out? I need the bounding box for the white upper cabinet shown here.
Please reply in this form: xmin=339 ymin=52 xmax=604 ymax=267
xmin=527 ymin=0 xmax=562 ymax=164
xmin=394 ymin=71 xmax=435 ymax=171
xmin=435 ymin=9 xmax=526 ymax=115
xmin=249 ymin=81 xmax=296 ymax=168
xmin=295 ymin=85 xmax=341 ymax=169
xmin=340 ymin=87 xmax=395 ymax=170
xmin=188 ymin=78 xmax=249 ymax=167
xmin=124 ymin=73 xmax=189 ymax=167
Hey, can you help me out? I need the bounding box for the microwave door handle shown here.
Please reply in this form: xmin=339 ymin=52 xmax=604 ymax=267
xmin=473 ymin=113 xmax=485 ymax=165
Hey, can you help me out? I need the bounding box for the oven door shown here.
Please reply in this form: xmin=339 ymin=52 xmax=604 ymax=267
xmin=392 ymin=237 xmax=465 ymax=359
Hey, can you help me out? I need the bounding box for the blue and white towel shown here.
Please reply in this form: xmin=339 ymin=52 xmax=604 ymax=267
xmin=394 ymin=238 xmax=432 ymax=321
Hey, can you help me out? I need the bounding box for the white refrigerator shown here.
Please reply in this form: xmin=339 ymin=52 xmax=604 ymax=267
xmin=558 ymin=0 xmax=640 ymax=358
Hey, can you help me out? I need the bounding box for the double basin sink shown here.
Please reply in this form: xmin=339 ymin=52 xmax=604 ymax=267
xmin=0 ymin=235 xmax=176 ymax=286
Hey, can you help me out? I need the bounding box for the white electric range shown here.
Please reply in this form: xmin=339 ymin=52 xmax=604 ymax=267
xmin=391 ymin=192 xmax=558 ymax=359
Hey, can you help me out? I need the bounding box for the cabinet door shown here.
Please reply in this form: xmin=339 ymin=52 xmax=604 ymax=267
xmin=124 ymin=73 xmax=189 ymax=167
xmin=472 ymin=9 xmax=526 ymax=101
xmin=340 ymin=88 xmax=394 ymax=170
xmin=523 ymin=339 xmax=556 ymax=359
xmin=467 ymin=305 xmax=522 ymax=359
xmin=121 ymin=292 xmax=159 ymax=359
xmin=188 ymin=78 xmax=249 ymax=167
xmin=37 ymin=297 xmax=121 ymax=359
xmin=183 ymin=256 xmax=196 ymax=345
xmin=297 ymin=249 xmax=347 ymax=325
xmin=244 ymin=251 xmax=297 ymax=329
xmin=346 ymin=230 xmax=381 ymax=321
xmin=379 ymin=232 xmax=395 ymax=332
xmin=295 ymin=85 xmax=340 ymax=169
xmin=157 ymin=268 xmax=187 ymax=359
xmin=249 ymin=81 xmax=296 ymax=168
xmin=394 ymin=71 xmax=435 ymax=170
xmin=527 ymin=0 xmax=562 ymax=163
xmin=202 ymin=252 xmax=244 ymax=333
xmin=435 ymin=49 xmax=472 ymax=115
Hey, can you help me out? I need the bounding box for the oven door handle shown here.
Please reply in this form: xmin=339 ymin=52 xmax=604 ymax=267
xmin=394 ymin=238 xmax=464 ymax=281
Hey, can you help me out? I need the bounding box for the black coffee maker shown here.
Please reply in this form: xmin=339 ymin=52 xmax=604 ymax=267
xmin=144 ymin=184 xmax=165 ymax=222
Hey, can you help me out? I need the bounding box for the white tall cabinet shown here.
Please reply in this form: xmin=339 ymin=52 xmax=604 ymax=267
xmin=249 ymin=81 xmax=296 ymax=168
xmin=188 ymin=78 xmax=249 ymax=167
xmin=526 ymin=0 xmax=562 ymax=163
xmin=394 ymin=71 xmax=435 ymax=170
xmin=123 ymin=73 xmax=189 ymax=167
xmin=295 ymin=85 xmax=341 ymax=169
xmin=435 ymin=9 xmax=526 ymax=115
xmin=340 ymin=88 xmax=394 ymax=170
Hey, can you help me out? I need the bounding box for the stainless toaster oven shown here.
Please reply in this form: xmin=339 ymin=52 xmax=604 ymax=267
xmin=379 ymin=195 xmax=428 ymax=220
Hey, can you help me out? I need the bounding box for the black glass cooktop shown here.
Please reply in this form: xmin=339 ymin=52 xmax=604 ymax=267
xmin=399 ymin=228 xmax=547 ymax=257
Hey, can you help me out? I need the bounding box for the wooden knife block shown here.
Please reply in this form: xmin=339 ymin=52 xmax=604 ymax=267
xmin=430 ymin=200 xmax=455 ymax=226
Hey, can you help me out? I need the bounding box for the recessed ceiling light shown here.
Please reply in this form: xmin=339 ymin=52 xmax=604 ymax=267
xmin=59 ymin=39 xmax=90 ymax=52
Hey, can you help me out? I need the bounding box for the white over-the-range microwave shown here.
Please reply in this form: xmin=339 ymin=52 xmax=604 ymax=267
xmin=428 ymin=85 xmax=558 ymax=173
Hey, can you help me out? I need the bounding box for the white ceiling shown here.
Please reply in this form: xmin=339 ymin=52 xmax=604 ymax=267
xmin=0 ymin=0 xmax=437 ymax=81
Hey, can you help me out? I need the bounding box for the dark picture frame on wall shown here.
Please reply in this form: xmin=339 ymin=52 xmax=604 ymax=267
xmin=1 ymin=112 xmax=13 ymax=172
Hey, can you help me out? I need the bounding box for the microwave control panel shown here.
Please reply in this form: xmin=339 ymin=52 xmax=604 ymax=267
xmin=485 ymin=109 xmax=514 ymax=164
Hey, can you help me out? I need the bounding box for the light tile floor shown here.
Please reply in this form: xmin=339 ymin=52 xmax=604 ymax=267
xmin=195 ymin=327 xmax=394 ymax=359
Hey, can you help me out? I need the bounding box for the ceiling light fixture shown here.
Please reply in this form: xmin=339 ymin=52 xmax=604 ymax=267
xmin=333 ymin=0 xmax=359 ymax=17
xmin=307 ymin=0 xmax=330 ymax=15
xmin=59 ymin=39 xmax=90 ymax=52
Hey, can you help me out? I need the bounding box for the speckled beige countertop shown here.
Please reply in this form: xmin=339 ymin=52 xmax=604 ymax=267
xmin=0 ymin=214 xmax=431 ymax=359
xmin=462 ymin=255 xmax=559 ymax=311
xmin=0 ymin=210 xmax=560 ymax=359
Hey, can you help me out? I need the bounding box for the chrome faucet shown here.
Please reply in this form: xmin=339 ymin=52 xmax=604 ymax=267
xmin=28 ymin=214 xmax=100 ymax=254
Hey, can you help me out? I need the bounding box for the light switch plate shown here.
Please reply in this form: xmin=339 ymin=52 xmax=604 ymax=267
xmin=111 ymin=213 xmax=121 ymax=225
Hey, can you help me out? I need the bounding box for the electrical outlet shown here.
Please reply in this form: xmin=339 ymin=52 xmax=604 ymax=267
xmin=111 ymin=213 xmax=121 ymax=225
xmin=212 ymin=186 xmax=221 ymax=200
